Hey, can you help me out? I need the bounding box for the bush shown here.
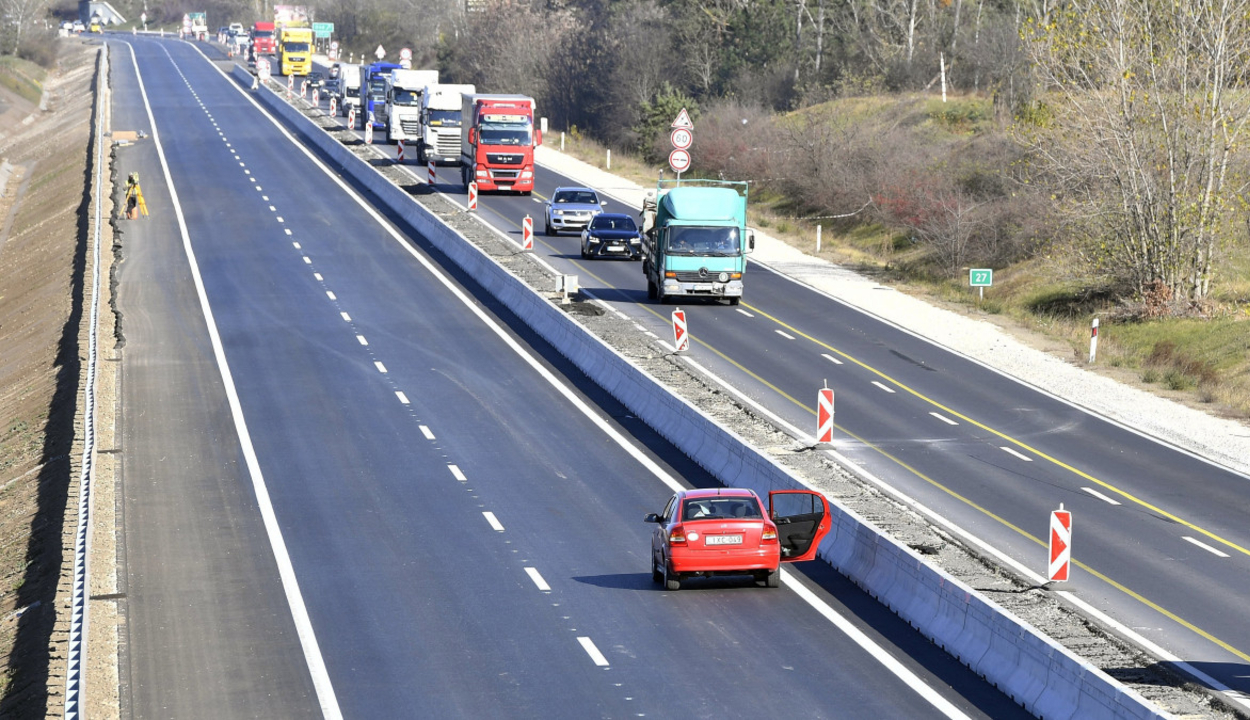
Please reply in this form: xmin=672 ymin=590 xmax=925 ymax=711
xmin=17 ymin=32 xmax=59 ymax=69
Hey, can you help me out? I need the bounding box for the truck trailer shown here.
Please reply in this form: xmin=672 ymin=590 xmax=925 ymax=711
xmin=459 ymin=94 xmax=541 ymax=195
xmin=418 ymin=84 xmax=475 ymax=164
xmin=384 ymin=69 xmax=439 ymax=144
xmin=640 ymin=179 xmax=754 ymax=305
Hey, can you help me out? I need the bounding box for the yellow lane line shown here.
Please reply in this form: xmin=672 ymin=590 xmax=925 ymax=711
xmin=741 ymin=303 xmax=1250 ymax=559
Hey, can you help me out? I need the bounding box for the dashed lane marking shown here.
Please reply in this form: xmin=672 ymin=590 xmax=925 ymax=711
xmin=483 ymin=512 xmax=504 ymax=532
xmin=525 ymin=567 xmax=551 ymax=592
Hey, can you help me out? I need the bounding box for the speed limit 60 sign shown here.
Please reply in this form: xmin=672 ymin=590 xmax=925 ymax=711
xmin=670 ymin=127 xmax=692 ymax=150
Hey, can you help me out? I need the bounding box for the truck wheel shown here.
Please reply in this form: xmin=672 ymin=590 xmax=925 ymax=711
xmin=728 ymin=297 xmax=741 ymax=306
xmin=647 ymin=278 xmax=657 ymax=300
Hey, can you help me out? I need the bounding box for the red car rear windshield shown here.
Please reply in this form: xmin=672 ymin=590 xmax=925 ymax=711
xmin=683 ymin=497 xmax=762 ymax=520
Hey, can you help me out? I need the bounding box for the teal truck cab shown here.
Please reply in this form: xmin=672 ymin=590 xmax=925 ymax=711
xmin=641 ymin=179 xmax=754 ymax=305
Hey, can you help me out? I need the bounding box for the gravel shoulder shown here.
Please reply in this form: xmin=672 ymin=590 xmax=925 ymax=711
xmin=259 ymin=71 xmax=1241 ymax=718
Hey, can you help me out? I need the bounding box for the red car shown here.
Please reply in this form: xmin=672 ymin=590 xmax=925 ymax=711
xmin=646 ymin=488 xmax=832 ymax=590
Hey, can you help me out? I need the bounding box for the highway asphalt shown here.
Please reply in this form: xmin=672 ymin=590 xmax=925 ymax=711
xmin=298 ymin=58 xmax=1250 ymax=699
xmin=108 ymin=37 xmax=1030 ymax=719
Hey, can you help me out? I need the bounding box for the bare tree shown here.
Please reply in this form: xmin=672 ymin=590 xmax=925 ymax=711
xmin=1023 ymin=0 xmax=1250 ymax=302
xmin=0 ymin=0 xmax=50 ymax=54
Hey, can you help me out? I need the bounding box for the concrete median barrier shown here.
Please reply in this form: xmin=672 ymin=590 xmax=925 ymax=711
xmin=230 ymin=64 xmax=1166 ymax=720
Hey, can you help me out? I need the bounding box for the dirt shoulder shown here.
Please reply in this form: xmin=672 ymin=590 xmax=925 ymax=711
xmin=0 ymin=36 xmax=113 ymax=717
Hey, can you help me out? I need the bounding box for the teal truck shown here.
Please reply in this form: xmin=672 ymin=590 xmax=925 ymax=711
xmin=640 ymin=179 xmax=754 ymax=305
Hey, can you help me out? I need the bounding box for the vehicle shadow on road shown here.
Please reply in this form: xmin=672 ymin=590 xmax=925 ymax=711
xmin=572 ymin=573 xmax=656 ymax=591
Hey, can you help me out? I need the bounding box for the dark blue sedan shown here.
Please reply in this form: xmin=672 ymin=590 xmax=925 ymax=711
xmin=580 ymin=213 xmax=643 ymax=260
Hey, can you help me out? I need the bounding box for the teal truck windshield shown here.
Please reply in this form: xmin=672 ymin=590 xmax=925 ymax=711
xmin=481 ymin=120 xmax=532 ymax=146
xmin=667 ymin=226 xmax=740 ymax=255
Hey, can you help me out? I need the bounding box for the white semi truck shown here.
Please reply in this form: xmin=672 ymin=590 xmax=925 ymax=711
xmin=384 ymin=69 xmax=439 ymax=144
xmin=417 ymin=84 xmax=476 ymax=164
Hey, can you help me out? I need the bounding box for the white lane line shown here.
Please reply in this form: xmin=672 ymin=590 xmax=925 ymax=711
xmin=256 ymin=186 xmax=263 ymax=191
xmin=262 ymin=195 xmax=269 ymax=201
xmin=355 ymin=335 xmax=368 ymax=346
xmin=285 ymin=229 xmax=292 ymax=235
xmin=276 ymin=216 xmax=284 ymax=223
xmin=270 ymin=205 xmax=277 ymax=211
xmin=871 ymin=381 xmax=896 ymax=394
xmin=775 ymin=330 xmax=795 ymax=340
xmin=577 ymin=637 xmax=610 ymax=667
xmin=736 ymin=308 xmax=754 ymax=318
xmin=339 ymin=312 xmax=351 ymax=322
xmin=419 ymin=425 xmax=435 ymax=440
xmin=302 ymin=256 xmax=312 ymax=264
xmin=292 ymin=242 xmax=301 ymax=249
xmin=395 ymin=391 xmax=410 ymax=404
xmin=1081 ymin=487 xmax=1121 ymax=505
xmin=821 ymin=353 xmax=844 ymax=365
xmin=1183 ymin=536 xmax=1230 ymax=558
xmin=374 ymin=361 xmax=387 ymax=373
xmin=1000 ymin=446 xmax=1033 ymax=462
xmin=244 ymin=170 xmax=252 ymax=176
xmin=483 ymin=512 xmax=504 ymax=532
xmin=929 ymin=412 xmax=958 ymax=426
xmin=643 ymin=331 xmax=658 ymax=339
xmin=123 ymin=41 xmax=343 ymax=720
xmin=239 ymin=161 xmax=245 ymax=167
xmin=524 ymin=567 xmax=551 ymax=591
xmin=314 ymin=273 xmax=323 ymax=281
xmin=784 ymin=573 xmax=971 ymax=719
xmin=449 ymin=464 xmax=467 ymax=482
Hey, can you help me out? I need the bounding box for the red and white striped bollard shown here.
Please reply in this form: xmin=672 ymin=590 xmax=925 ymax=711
xmin=522 ymin=215 xmax=533 ymax=251
xmin=467 ymin=182 xmax=478 ymax=211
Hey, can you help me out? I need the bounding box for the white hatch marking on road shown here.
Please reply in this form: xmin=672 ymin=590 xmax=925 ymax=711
xmin=395 ymin=391 xmax=410 ymax=405
xmin=239 ymin=162 xmax=245 ymax=167
xmin=339 ymin=312 xmax=351 ymax=322
xmin=449 ymin=465 xmax=467 ymax=482
xmin=314 ymin=273 xmax=323 ymax=281
xmin=929 ymin=412 xmax=958 ymax=426
xmin=1000 ymin=446 xmax=1033 ymax=462
xmin=302 ymin=256 xmax=312 ymax=264
xmin=326 ymin=291 xmax=336 ymax=300
xmin=736 ymin=308 xmax=754 ymax=318
xmin=483 ymin=512 xmax=504 ymax=532
xmin=821 ymin=353 xmax=844 ymax=365
xmin=276 ymin=217 xmax=284 ymax=223
xmin=1081 ymin=487 xmax=1122 ymax=505
xmin=577 ymin=637 xmax=610 ymax=667
xmin=775 ymin=330 xmax=795 ymax=340
xmin=524 ymin=567 xmax=551 ymax=591
xmin=419 ymin=425 xmax=435 ymax=440
xmin=285 ymin=229 xmax=292 ymax=235
xmin=871 ymin=381 xmax=896 ymax=394
xmin=270 ymin=205 xmax=277 ymax=211
xmin=292 ymin=242 xmax=301 ymax=249
xmin=356 ymin=335 xmax=368 ymax=346
xmin=1183 ymin=536 xmax=1230 ymax=558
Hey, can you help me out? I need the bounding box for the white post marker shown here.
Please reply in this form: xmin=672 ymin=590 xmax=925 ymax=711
xmin=428 ymin=159 xmax=436 ymax=185
xmin=816 ymin=224 xmax=823 ymax=253
xmin=1049 ymin=504 xmax=1072 ymax=582
xmin=396 ymin=139 xmax=404 ymax=164
xmin=671 ymin=309 xmax=689 ymax=352
xmin=467 ymin=182 xmax=478 ymax=211
xmin=522 ymin=215 xmax=533 ymax=251
xmin=817 ymin=384 xmax=835 ymax=444
xmin=1089 ymin=318 xmax=1099 ymax=364
xmin=606 ymin=149 xmax=611 ymax=169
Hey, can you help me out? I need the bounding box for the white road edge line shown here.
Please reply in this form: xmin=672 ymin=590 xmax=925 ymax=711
xmin=871 ymin=381 xmax=896 ymax=394
xmin=524 ymin=567 xmax=551 ymax=591
xmin=929 ymin=412 xmax=958 ymax=426
xmin=1080 ymin=487 xmax=1121 ymax=505
xmin=122 ymin=40 xmax=343 ymax=720
xmin=577 ymin=637 xmax=610 ymax=667
xmin=1183 ymin=536 xmax=1230 ymax=558
xmin=201 ymin=49 xmax=971 ymax=716
xmin=483 ymin=511 xmax=504 ymax=532
xmin=1000 ymin=446 xmax=1033 ymax=462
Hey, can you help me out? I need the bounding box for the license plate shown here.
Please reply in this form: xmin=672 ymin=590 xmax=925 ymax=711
xmin=691 ymin=283 xmax=713 ymax=291
xmin=605 ymin=245 xmax=624 ymax=252
xmin=705 ymin=535 xmax=742 ymax=546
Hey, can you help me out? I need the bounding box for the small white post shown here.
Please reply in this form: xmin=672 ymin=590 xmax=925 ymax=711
xmin=816 ymin=225 xmax=822 ymax=253
xmin=1089 ymin=318 xmax=1099 ymax=364
xmin=540 ymin=117 xmax=548 ymax=134
xmin=940 ymin=53 xmax=948 ymax=103
xmin=606 ymin=149 xmax=611 ymax=169
xmin=561 ymin=132 xmax=565 ymax=152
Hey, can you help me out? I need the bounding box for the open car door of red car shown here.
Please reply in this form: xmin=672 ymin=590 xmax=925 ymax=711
xmin=769 ymin=490 xmax=833 ymax=563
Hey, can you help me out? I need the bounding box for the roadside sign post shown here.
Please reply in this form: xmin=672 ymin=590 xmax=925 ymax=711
xmin=669 ymin=108 xmax=694 ymax=178
xmin=817 ymin=384 xmax=835 ymax=444
xmin=1048 ymin=505 xmax=1072 ymax=582
xmin=1089 ymin=318 xmax=1099 ymax=364
xmin=375 ymin=45 xmax=386 ymax=60
xmin=400 ymin=47 xmax=412 ymax=70
xmin=969 ymin=268 xmax=993 ymax=301
xmin=522 ymin=216 xmax=534 ymax=251
xmin=467 ymin=182 xmax=478 ymax=211
xmin=672 ymin=309 xmax=689 ymax=352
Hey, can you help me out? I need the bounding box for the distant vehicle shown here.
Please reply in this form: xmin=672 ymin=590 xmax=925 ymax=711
xmin=581 ymin=213 xmax=642 ymax=260
xmin=460 ymin=93 xmax=541 ymax=194
xmin=323 ymin=78 xmax=341 ymax=97
xmin=361 ymin=62 xmax=402 ymax=130
xmin=641 ymin=179 xmax=754 ymax=305
xmin=88 ymin=22 xmax=102 ymax=33
xmin=417 ymin=83 xmax=474 ymax=164
xmin=335 ymin=64 xmax=362 ymax=118
xmin=645 ymin=488 xmax=832 ymax=591
xmin=544 ymin=187 xmax=602 ymax=236
xmin=72 ymin=20 xmax=85 ymax=32
xmin=383 ymin=68 xmax=438 ymax=144
xmin=278 ymin=26 xmax=313 ymax=76
xmin=189 ymin=12 xmax=208 ymax=40
xmin=250 ymin=21 xmax=276 ymax=55
xmin=328 ymin=64 xmax=340 ymax=79
xmin=228 ymin=22 xmax=244 ymax=34
xmin=306 ymin=71 xmax=325 ymax=87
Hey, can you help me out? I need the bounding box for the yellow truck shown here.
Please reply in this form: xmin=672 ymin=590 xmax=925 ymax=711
xmin=279 ymin=26 xmax=313 ymax=76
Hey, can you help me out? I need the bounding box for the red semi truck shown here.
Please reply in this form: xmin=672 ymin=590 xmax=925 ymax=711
xmin=459 ymin=94 xmax=541 ymax=195
xmin=250 ymin=21 xmax=275 ymax=55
